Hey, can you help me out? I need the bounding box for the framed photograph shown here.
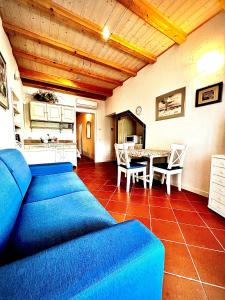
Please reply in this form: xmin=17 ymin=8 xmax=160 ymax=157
xmin=156 ymin=87 xmax=185 ymax=121
xmin=195 ymin=82 xmax=223 ymax=107
xmin=86 ymin=121 xmax=91 ymax=139
xmin=0 ymin=52 xmax=9 ymax=110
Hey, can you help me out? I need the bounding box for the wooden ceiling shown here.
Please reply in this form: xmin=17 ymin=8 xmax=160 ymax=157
xmin=0 ymin=0 xmax=224 ymax=100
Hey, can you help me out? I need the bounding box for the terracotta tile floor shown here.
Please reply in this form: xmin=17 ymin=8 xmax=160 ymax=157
xmin=76 ymin=160 xmax=225 ymax=299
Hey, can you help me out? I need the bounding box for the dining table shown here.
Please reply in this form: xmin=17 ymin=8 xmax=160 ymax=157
xmin=128 ymin=148 xmax=171 ymax=188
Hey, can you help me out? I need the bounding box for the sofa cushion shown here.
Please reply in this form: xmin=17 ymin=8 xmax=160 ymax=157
xmin=24 ymin=172 xmax=87 ymax=203
xmin=9 ymin=191 xmax=116 ymax=258
xmin=0 ymin=149 xmax=32 ymax=197
xmin=0 ymin=161 xmax=23 ymax=253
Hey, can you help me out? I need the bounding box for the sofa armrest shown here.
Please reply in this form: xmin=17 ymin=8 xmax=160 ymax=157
xmin=29 ymin=162 xmax=73 ymax=176
xmin=0 ymin=220 xmax=164 ymax=300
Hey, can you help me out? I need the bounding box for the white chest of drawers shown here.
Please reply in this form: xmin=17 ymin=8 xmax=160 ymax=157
xmin=208 ymin=155 xmax=225 ymax=218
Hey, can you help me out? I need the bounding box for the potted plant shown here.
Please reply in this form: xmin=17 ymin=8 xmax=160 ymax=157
xmin=33 ymin=90 xmax=59 ymax=104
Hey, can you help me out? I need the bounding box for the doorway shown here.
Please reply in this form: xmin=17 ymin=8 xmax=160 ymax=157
xmin=76 ymin=112 xmax=95 ymax=164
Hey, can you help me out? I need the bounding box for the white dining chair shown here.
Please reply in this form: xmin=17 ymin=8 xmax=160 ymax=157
xmin=114 ymin=143 xmax=147 ymax=192
xmin=150 ymin=144 xmax=187 ymax=195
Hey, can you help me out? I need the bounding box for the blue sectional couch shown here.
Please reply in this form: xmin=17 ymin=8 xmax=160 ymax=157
xmin=0 ymin=149 xmax=165 ymax=300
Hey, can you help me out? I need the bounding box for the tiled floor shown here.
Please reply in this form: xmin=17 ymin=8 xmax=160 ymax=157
xmin=76 ymin=160 xmax=225 ymax=300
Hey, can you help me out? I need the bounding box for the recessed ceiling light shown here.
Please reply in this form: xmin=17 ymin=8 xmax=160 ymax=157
xmin=102 ymin=26 xmax=110 ymax=40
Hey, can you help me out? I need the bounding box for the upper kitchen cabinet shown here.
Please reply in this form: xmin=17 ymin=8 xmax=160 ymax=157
xmin=30 ymin=102 xmax=47 ymax=121
xmin=29 ymin=101 xmax=75 ymax=124
xmin=61 ymin=106 xmax=75 ymax=123
xmin=47 ymin=104 xmax=61 ymax=122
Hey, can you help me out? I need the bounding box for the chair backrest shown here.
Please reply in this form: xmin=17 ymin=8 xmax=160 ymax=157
xmin=114 ymin=143 xmax=131 ymax=168
xmin=167 ymin=144 xmax=187 ymax=169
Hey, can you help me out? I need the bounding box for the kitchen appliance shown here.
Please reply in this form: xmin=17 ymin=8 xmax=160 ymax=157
xmin=126 ymin=135 xmax=139 ymax=144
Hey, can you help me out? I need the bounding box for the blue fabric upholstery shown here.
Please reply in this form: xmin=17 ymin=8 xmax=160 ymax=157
xmin=29 ymin=162 xmax=73 ymax=176
xmin=0 ymin=221 xmax=165 ymax=300
xmin=0 ymin=149 xmax=32 ymax=197
xmin=9 ymin=191 xmax=116 ymax=258
xmin=0 ymin=161 xmax=23 ymax=253
xmin=0 ymin=148 xmax=165 ymax=299
xmin=153 ymin=163 xmax=182 ymax=170
xmin=122 ymin=163 xmax=146 ymax=169
xmin=24 ymin=172 xmax=87 ymax=203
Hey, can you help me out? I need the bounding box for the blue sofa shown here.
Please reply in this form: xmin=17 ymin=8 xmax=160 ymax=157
xmin=0 ymin=149 xmax=164 ymax=300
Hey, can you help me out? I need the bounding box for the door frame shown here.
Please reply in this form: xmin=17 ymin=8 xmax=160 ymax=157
xmin=76 ymin=108 xmax=97 ymax=162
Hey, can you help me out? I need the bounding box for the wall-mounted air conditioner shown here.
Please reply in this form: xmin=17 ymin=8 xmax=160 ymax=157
xmin=76 ymin=98 xmax=98 ymax=109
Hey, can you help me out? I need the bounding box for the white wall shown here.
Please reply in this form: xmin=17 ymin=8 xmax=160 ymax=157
xmin=23 ymin=87 xmax=112 ymax=162
xmin=0 ymin=17 xmax=24 ymax=149
xmin=106 ymin=12 xmax=225 ymax=196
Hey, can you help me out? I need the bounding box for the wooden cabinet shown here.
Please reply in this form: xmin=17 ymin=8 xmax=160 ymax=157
xmin=30 ymin=102 xmax=47 ymax=121
xmin=47 ymin=104 xmax=61 ymax=122
xmin=30 ymin=101 xmax=75 ymax=123
xmin=61 ymin=106 xmax=75 ymax=123
xmin=208 ymin=155 xmax=225 ymax=218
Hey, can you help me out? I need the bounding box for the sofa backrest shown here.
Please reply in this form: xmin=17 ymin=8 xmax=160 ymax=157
xmin=0 ymin=160 xmax=23 ymax=253
xmin=0 ymin=149 xmax=32 ymax=197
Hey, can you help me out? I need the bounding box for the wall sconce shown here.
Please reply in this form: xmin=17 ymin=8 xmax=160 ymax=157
xmin=197 ymin=50 xmax=224 ymax=74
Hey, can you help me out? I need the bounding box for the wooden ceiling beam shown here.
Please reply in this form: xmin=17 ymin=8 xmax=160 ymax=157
xmin=117 ymin=0 xmax=187 ymax=44
xmin=19 ymin=0 xmax=156 ymax=63
xmin=18 ymin=67 xmax=113 ymax=97
xmin=13 ymin=48 xmax=122 ymax=86
xmin=219 ymin=0 xmax=225 ymax=10
xmin=3 ymin=21 xmax=136 ymax=76
xmin=22 ymin=78 xmax=107 ymax=100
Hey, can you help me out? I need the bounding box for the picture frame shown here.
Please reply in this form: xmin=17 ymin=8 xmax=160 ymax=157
xmin=86 ymin=121 xmax=91 ymax=139
xmin=156 ymin=87 xmax=185 ymax=121
xmin=0 ymin=52 xmax=9 ymax=110
xmin=195 ymin=82 xmax=223 ymax=107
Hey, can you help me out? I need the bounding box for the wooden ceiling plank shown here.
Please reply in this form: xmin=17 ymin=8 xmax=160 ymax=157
xmin=13 ymin=48 xmax=122 ymax=86
xmin=19 ymin=0 xmax=156 ymax=63
xmin=22 ymin=78 xmax=106 ymax=100
xmin=117 ymin=0 xmax=187 ymax=44
xmin=219 ymin=0 xmax=225 ymax=10
xmin=19 ymin=67 xmax=113 ymax=97
xmin=3 ymin=21 xmax=136 ymax=76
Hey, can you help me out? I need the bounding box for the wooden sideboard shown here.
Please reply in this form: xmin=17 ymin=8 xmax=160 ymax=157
xmin=208 ymin=155 xmax=225 ymax=218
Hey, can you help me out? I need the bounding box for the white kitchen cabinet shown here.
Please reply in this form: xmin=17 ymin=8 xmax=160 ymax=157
xmin=30 ymin=102 xmax=47 ymax=121
xmin=47 ymin=104 xmax=62 ymax=122
xmin=61 ymin=106 xmax=75 ymax=123
xmin=63 ymin=148 xmax=77 ymax=166
xmin=30 ymin=102 xmax=75 ymax=124
xmin=22 ymin=149 xmax=56 ymax=164
xmin=22 ymin=145 xmax=77 ymax=166
xmin=208 ymin=155 xmax=225 ymax=218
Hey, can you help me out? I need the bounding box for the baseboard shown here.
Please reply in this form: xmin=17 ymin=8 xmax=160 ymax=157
xmin=180 ymin=184 xmax=209 ymax=198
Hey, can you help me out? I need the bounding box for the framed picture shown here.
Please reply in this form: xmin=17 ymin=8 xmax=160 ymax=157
xmin=0 ymin=52 xmax=9 ymax=109
xmin=195 ymin=82 xmax=223 ymax=107
xmin=156 ymin=87 xmax=185 ymax=121
xmin=86 ymin=121 xmax=91 ymax=139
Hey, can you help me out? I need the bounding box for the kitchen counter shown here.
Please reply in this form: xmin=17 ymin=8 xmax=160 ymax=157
xmin=23 ymin=140 xmax=76 ymax=149
xmin=24 ymin=143 xmax=76 ymax=148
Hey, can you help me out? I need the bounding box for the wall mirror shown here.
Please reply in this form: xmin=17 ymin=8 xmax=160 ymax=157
xmin=86 ymin=121 xmax=91 ymax=139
